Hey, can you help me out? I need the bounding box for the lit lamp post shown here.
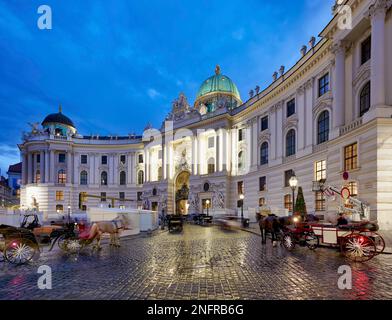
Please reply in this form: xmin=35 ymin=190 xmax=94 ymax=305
xmin=206 ymin=199 xmax=210 ymax=216
xmin=67 ymin=205 xmax=71 ymax=224
xmin=289 ymin=175 xmax=298 ymax=216
xmin=239 ymin=194 xmax=245 ymax=223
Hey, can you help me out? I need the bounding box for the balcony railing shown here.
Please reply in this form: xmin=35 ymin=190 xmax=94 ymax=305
xmin=339 ymin=118 xmax=363 ymax=136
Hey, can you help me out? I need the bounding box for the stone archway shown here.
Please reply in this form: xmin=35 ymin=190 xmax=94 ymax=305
xmin=174 ymin=171 xmax=190 ymax=215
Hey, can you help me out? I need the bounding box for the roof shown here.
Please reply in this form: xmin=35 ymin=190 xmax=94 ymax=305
xmin=7 ymin=162 xmax=22 ymax=174
xmin=42 ymin=112 xmax=75 ymax=128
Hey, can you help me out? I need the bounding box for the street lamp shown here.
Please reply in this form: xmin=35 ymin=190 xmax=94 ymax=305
xmin=239 ymin=194 xmax=245 ymax=223
xmin=289 ymin=175 xmax=298 ymax=216
xmin=67 ymin=205 xmax=71 ymax=224
xmin=206 ymin=199 xmax=210 ymax=216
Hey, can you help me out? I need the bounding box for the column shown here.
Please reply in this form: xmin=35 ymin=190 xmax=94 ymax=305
xmin=231 ymin=128 xmax=237 ymax=175
xmin=332 ymin=42 xmax=345 ymax=130
xmin=89 ymin=153 xmax=95 ymax=185
xmin=297 ymin=87 xmax=305 ymax=151
xmin=40 ymin=151 xmax=45 ymax=183
xmin=127 ymin=152 xmax=133 ymax=185
xmin=251 ymin=119 xmax=258 ymax=168
xmin=197 ymin=136 xmax=202 ymax=174
xmin=215 ymin=132 xmax=219 ymax=173
xmin=145 ymin=149 xmax=149 ymax=182
xmin=67 ymin=151 xmax=73 ymax=184
xmin=305 ymin=80 xmax=314 ymax=147
xmin=113 ymin=154 xmax=119 ymax=185
xmin=276 ymin=104 xmax=283 ymax=159
xmin=191 ymin=136 xmax=197 ymax=175
xmin=27 ymin=153 xmax=33 ymax=184
xmin=269 ymin=110 xmax=276 ymax=161
xmin=21 ymin=153 xmax=27 ymax=185
xmin=246 ymin=123 xmax=252 ymax=172
xmin=45 ymin=150 xmax=49 ymax=183
xmin=94 ymin=154 xmax=100 ymax=185
xmin=109 ymin=154 xmax=114 ymax=185
xmin=369 ymin=1 xmax=388 ymax=107
xmin=73 ymin=152 xmax=79 ymax=185
xmin=221 ymin=129 xmax=227 ymax=172
xmin=49 ymin=150 xmax=55 ymax=183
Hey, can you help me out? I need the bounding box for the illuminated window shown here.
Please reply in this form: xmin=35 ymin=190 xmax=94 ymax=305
xmin=56 ymin=191 xmax=64 ymax=201
xmin=137 ymin=170 xmax=144 ymax=185
xmin=315 ymin=160 xmax=327 ymax=181
xmin=348 ymin=181 xmax=358 ymax=197
xmin=259 ymin=198 xmax=266 ymax=206
xmin=344 ymin=143 xmax=358 ymax=171
xmin=237 ymin=181 xmax=244 ymax=195
xmin=101 ymin=171 xmax=108 ymax=185
xmin=207 ymin=158 xmax=215 ymax=174
xmin=57 ymin=169 xmax=66 ymax=184
xmin=284 ymin=194 xmax=292 ymax=212
xmin=315 ymin=191 xmax=325 ymax=211
xmin=56 ymin=204 xmax=64 ymax=213
xmin=35 ymin=170 xmax=41 ymax=183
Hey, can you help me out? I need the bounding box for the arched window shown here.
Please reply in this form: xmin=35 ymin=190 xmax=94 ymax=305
xmin=238 ymin=151 xmax=244 ymax=170
xmin=101 ymin=171 xmax=108 ymax=186
xmin=58 ymin=169 xmax=66 ymax=184
xmin=35 ymin=170 xmax=41 ymax=183
xmin=360 ymin=81 xmax=370 ymax=117
xmin=317 ymin=110 xmax=330 ymax=144
xmin=260 ymin=142 xmax=269 ymax=165
xmin=207 ymin=158 xmax=215 ymax=174
xmin=80 ymin=171 xmax=88 ymax=185
xmin=138 ymin=170 xmax=144 ymax=185
xmin=120 ymin=171 xmax=126 ymax=185
xmin=286 ymin=129 xmax=296 ymax=157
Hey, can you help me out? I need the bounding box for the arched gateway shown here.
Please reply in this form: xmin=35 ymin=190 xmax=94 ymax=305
xmin=174 ymin=171 xmax=190 ymax=215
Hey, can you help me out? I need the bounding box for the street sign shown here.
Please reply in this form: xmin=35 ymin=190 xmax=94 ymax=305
xmin=341 ymin=187 xmax=351 ymax=200
xmin=343 ymin=171 xmax=349 ymax=180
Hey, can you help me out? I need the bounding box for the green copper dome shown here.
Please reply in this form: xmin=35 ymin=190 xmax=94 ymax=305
xmin=196 ymin=66 xmax=241 ymax=101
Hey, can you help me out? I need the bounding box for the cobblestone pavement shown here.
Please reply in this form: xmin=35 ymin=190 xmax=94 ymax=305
xmin=1 ymin=224 xmax=392 ymax=300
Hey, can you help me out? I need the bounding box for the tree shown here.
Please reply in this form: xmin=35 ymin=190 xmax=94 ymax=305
xmin=294 ymin=186 xmax=307 ymax=218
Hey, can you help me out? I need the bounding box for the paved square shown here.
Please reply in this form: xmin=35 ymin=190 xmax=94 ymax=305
xmin=1 ymin=224 xmax=391 ymax=300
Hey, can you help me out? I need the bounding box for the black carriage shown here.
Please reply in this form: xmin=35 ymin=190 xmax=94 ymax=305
xmin=192 ymin=213 xmax=213 ymax=226
xmin=167 ymin=215 xmax=183 ymax=233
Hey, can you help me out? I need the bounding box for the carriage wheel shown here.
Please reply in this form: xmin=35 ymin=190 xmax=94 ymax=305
xmin=282 ymin=233 xmax=296 ymax=251
xmin=58 ymin=235 xmax=82 ymax=253
xmin=340 ymin=234 xmax=376 ymax=262
xmin=360 ymin=232 xmax=385 ymax=255
xmin=304 ymin=232 xmax=319 ymax=250
xmin=4 ymin=239 xmax=37 ymax=265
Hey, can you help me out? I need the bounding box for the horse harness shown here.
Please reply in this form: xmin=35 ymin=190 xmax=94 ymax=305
xmin=112 ymin=219 xmax=124 ymax=231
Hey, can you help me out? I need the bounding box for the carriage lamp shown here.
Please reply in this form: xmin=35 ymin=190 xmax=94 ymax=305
xmin=206 ymin=199 xmax=210 ymax=216
xmin=289 ymin=175 xmax=298 ymax=216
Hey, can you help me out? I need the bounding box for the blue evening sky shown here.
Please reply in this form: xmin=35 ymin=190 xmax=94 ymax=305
xmin=0 ymin=0 xmax=334 ymax=175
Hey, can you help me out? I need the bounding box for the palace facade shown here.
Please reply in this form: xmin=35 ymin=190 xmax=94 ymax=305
xmin=20 ymin=0 xmax=392 ymax=229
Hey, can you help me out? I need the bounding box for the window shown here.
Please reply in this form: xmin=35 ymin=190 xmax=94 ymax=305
xmin=284 ymin=170 xmax=295 ymax=187
xmin=238 ymin=151 xmax=244 ymax=170
xmin=120 ymin=171 xmax=126 ymax=185
xmin=286 ymin=99 xmax=295 ymax=117
xmin=361 ymin=36 xmax=371 ymax=65
xmin=137 ymin=170 xmax=144 ymax=185
xmin=152 ymin=188 xmax=157 ymax=196
xmin=58 ymin=169 xmax=66 ymax=184
xmin=238 ymin=129 xmax=243 ymax=141
xmin=348 ymin=181 xmax=358 ymax=196
xmin=80 ymin=171 xmax=88 ymax=185
xmin=101 ymin=171 xmax=108 ymax=185
xmin=259 ymin=176 xmax=266 ymax=191
xmin=36 ymin=154 xmax=41 ymax=163
xmin=58 ymin=153 xmax=66 ymax=163
xmin=344 ymin=143 xmax=358 ymax=171
xmin=137 ymin=191 xmax=143 ymax=201
xmin=56 ymin=204 xmax=64 ymax=213
xmin=317 ymin=110 xmax=330 ymax=144
xmin=315 ymin=160 xmax=327 ymax=182
xmin=261 ymin=116 xmax=268 ymax=131
xmin=259 ymin=198 xmax=266 ymax=207
xmin=120 ymin=155 xmax=126 ymax=165
xmin=119 ymin=192 xmax=125 ymax=200
xmin=138 ymin=154 xmax=144 ymax=163
xmin=315 ymin=191 xmax=326 ymax=211
xmin=81 ymin=155 xmax=88 ymax=164
xmin=286 ymin=129 xmax=296 ymax=157
xmin=101 ymin=192 xmax=107 ymax=202
xmin=318 ymin=73 xmax=329 ymax=97
xmin=359 ymin=82 xmax=371 ymax=117
xmin=207 ymin=158 xmax=215 ymax=174
xmin=55 ymin=128 xmax=63 ymax=136
xmin=260 ymin=142 xmax=268 ymax=165
xmin=35 ymin=170 xmax=41 ymax=184
xmin=56 ymin=191 xmax=64 ymax=201
xmin=101 ymin=155 xmax=108 ymax=165
xmin=208 ymin=137 xmax=215 ymax=148
xmin=158 ymin=167 xmax=163 ymax=181
xmin=284 ymin=194 xmax=292 ymax=212
xmin=237 ymin=181 xmax=244 ymax=195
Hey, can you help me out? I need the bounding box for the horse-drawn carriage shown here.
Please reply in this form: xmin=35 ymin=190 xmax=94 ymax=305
xmin=167 ymin=215 xmax=183 ymax=233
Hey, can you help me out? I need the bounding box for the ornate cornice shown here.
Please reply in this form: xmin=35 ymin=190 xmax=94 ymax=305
xmin=366 ymin=0 xmax=391 ymax=19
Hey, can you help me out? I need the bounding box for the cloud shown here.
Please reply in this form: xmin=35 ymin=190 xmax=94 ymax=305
xmin=147 ymin=88 xmax=161 ymax=99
